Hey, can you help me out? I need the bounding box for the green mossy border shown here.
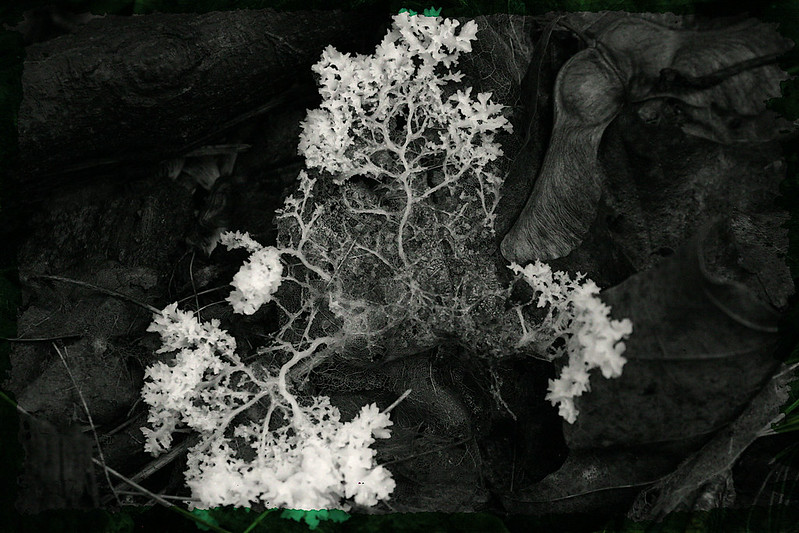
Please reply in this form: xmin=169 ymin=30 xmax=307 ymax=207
xmin=1 ymin=1 xmax=797 ymax=531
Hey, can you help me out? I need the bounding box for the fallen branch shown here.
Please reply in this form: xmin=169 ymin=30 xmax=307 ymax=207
xmin=627 ymin=363 xmax=795 ymax=521
xmin=17 ymin=9 xmax=387 ymax=181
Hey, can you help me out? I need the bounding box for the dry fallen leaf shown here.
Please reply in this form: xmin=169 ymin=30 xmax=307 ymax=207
xmin=501 ymin=14 xmax=793 ymax=264
xmin=564 ymin=217 xmax=787 ymax=450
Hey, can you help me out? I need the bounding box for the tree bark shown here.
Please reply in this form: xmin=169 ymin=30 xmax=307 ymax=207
xmin=17 ymin=9 xmax=388 ymax=180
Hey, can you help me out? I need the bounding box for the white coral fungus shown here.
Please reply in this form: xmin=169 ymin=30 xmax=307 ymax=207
xmin=221 ymin=231 xmax=283 ymax=315
xmin=184 ymin=399 xmax=395 ymax=510
xmin=511 ymin=261 xmax=633 ymax=423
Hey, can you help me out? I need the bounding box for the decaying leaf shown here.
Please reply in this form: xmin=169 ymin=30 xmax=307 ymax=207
xmin=500 ymin=44 xmax=624 ymax=263
xmin=501 ymin=14 xmax=793 ymax=264
xmin=510 ymin=216 xmax=794 ymax=515
xmin=627 ymin=365 xmax=793 ymax=521
xmin=9 ymin=267 xmax=154 ymax=426
xmin=502 ymin=447 xmax=683 ymax=515
xmin=563 ymin=217 xmax=787 ymax=450
xmin=493 ymin=15 xmax=571 ymax=241
xmin=17 ymin=414 xmax=99 ymax=512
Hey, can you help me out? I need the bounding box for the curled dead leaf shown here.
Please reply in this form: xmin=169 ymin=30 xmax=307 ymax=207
xmin=563 ymin=217 xmax=788 ymax=451
xmin=501 ymin=14 xmax=793 ymax=264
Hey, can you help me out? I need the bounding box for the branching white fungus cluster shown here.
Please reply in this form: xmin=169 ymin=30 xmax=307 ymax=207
xmin=139 ymin=12 xmax=632 ymax=512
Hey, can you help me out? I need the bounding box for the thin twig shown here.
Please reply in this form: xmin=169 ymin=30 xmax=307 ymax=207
xmin=94 ymin=459 xmax=232 ymax=533
xmin=507 ymin=477 xmax=667 ymax=504
xmin=131 ymin=437 xmax=198 ymax=484
xmin=382 ymin=389 xmax=412 ymax=415
xmin=116 ymin=490 xmax=202 ymax=503
xmin=101 ymin=413 xmax=141 ymax=439
xmin=0 ymin=334 xmax=83 ymax=342
xmin=176 ymin=285 xmax=228 ymax=305
xmin=126 ymin=397 xmax=142 ymax=419
xmin=168 ymin=250 xmax=192 ymax=300
xmin=758 ymin=362 xmax=799 ymax=437
xmin=654 ymin=52 xmax=785 ymax=93
xmin=189 ymin=250 xmax=201 ymax=319
xmin=0 ymin=389 xmax=32 ymax=416
xmin=197 ymin=300 xmax=227 ymax=314
xmin=773 ymin=361 xmax=799 ymax=381
xmin=180 ymin=88 xmax=307 ymax=153
xmin=31 ymin=274 xmax=160 ymax=314
xmin=103 ymin=436 xmax=198 ymax=505
xmin=241 ymin=509 xmax=276 ymax=533
xmin=381 ymin=434 xmax=474 ymax=467
xmin=52 ymin=342 xmax=121 ymax=506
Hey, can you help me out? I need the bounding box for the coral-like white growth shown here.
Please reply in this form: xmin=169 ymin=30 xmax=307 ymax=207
xmin=227 ymin=246 xmax=283 ymax=315
xmin=140 ymin=11 xmax=634 ymax=517
xmin=510 ymin=261 xmax=633 ymax=423
xmin=221 ymin=231 xmax=284 ymax=315
xmin=142 ymin=304 xmax=394 ymax=510
xmin=274 ymin=11 xmax=515 ymax=368
xmin=184 ymin=398 xmax=395 ymax=510
xmin=297 ymin=12 xmax=509 ymax=227
xmin=142 ymin=303 xmax=238 ymax=454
